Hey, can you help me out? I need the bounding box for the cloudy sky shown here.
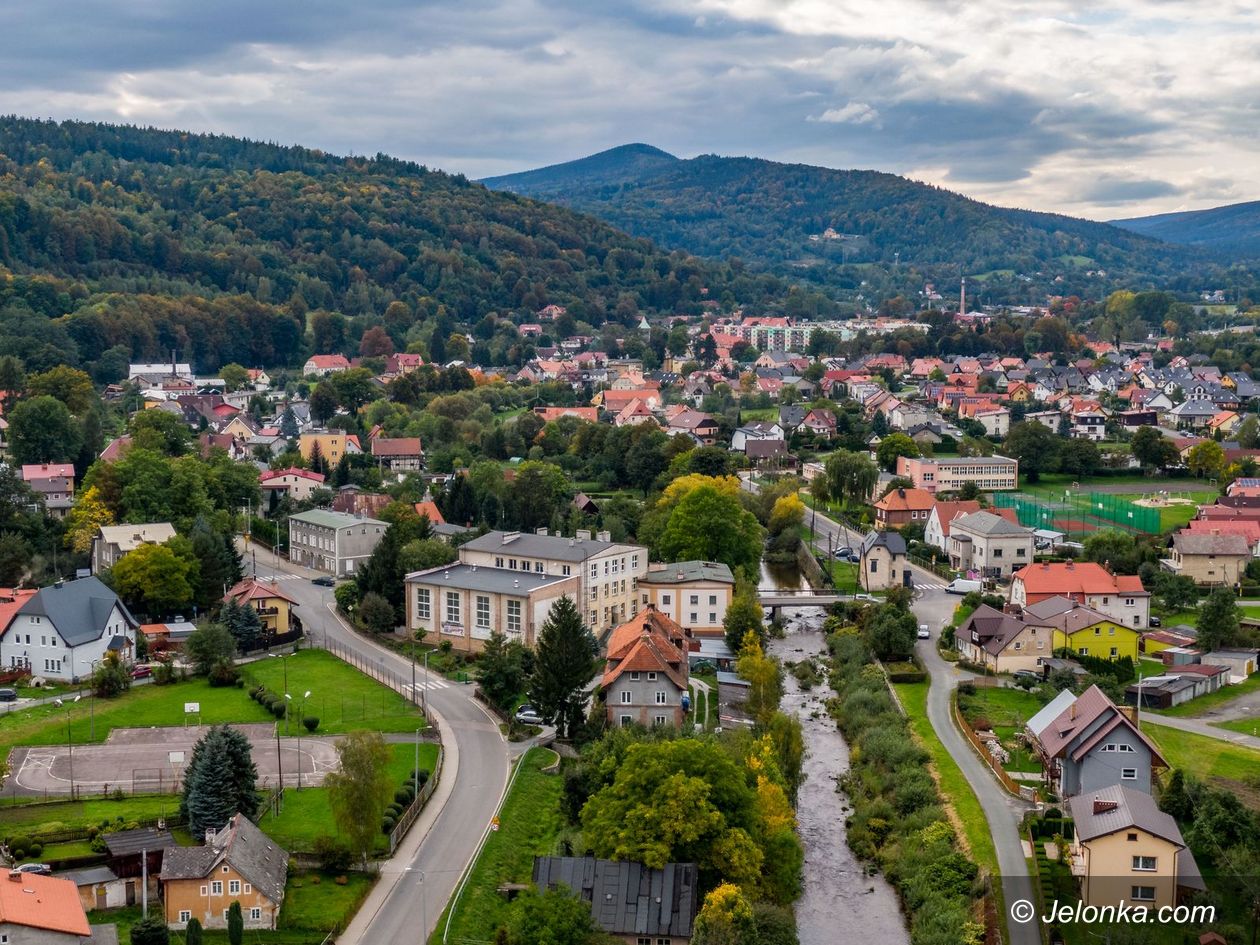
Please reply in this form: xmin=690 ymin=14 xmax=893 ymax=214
xmin=3 ymin=0 xmax=1257 ymax=219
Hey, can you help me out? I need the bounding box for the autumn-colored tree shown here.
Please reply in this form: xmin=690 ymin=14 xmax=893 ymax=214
xmin=692 ymin=883 xmax=757 ymax=945
xmin=735 ymin=634 xmax=783 ymax=727
xmin=64 ymin=485 xmax=114 ymax=552
xmin=28 ymin=366 xmax=96 ymax=414
xmin=359 ymin=325 xmax=396 ymax=358
xmin=1187 ymin=440 xmax=1226 ymax=479
xmin=112 ymin=541 xmax=196 ymax=616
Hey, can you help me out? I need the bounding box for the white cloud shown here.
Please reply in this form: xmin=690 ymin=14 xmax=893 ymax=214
xmin=812 ymin=101 xmax=879 ymax=125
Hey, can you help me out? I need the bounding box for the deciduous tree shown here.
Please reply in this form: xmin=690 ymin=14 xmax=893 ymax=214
xmin=113 ymin=542 xmax=196 ymax=616
xmin=1197 ymin=588 xmax=1239 ymax=653
xmin=1003 ymin=421 xmax=1061 ymax=483
xmin=326 ymin=731 xmax=393 ymax=866
xmin=9 ymin=394 xmax=82 ymax=465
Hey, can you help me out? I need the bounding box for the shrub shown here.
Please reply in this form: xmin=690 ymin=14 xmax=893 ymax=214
xmin=27 ymin=842 xmax=42 ymax=857
xmin=381 ymin=816 xmax=396 ymax=833
xmin=394 ymin=787 xmax=414 ymax=805
xmin=272 ymin=702 xmax=287 ymax=719
xmin=302 ymin=716 xmax=319 ymax=733
xmin=90 ymin=834 xmax=108 ymax=853
xmin=208 ymin=658 xmax=238 ymax=687
xmin=335 ymin=875 xmax=348 ymax=886
xmin=971 ymin=716 xmax=992 ymax=732
xmin=414 ymin=769 xmax=430 ymax=787
xmin=313 ymin=835 xmax=353 ymax=873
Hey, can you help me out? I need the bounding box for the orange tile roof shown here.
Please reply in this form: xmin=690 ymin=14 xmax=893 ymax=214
xmin=0 ymin=871 xmax=91 ymax=936
xmin=0 ymin=588 xmax=37 ymax=638
xmin=603 ymin=608 xmax=690 ymax=691
xmin=1013 ymin=562 xmax=1148 ymax=597
xmin=225 ymin=578 xmax=299 ymax=607
xmin=414 ymin=500 xmax=446 ymax=525
xmin=875 ymin=487 xmax=936 ymax=513
xmin=931 ymin=501 xmax=981 ymax=536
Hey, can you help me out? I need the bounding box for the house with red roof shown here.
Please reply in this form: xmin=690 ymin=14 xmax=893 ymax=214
xmin=0 ymin=870 xmax=92 ymax=941
xmin=414 ymin=499 xmax=446 ymax=525
xmin=21 ymin=463 xmax=74 ymax=518
xmin=602 ymin=607 xmax=694 ymax=728
xmin=259 ymin=467 xmax=326 ymax=503
xmin=302 ymin=354 xmax=351 ymax=377
xmin=924 ymin=500 xmax=982 ymax=551
xmin=371 ymin=437 xmax=424 ymax=473
xmin=874 ymin=487 xmax=936 ymax=529
xmin=225 ymin=577 xmax=300 ymax=640
xmin=1010 ymin=562 xmax=1150 ymax=629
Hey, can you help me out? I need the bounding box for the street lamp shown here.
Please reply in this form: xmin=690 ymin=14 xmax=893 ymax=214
xmin=295 ymin=691 xmax=311 ymax=790
xmin=53 ymin=696 xmax=82 ymax=799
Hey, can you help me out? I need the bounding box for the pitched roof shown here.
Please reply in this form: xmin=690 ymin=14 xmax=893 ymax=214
xmin=103 ymin=826 xmax=175 ymax=857
xmin=861 ymin=530 xmax=907 ymax=555
xmin=20 ymin=463 xmax=74 ymax=480
xmin=1034 ymin=685 xmax=1166 ymax=768
xmin=0 ymin=588 xmax=38 ymax=638
xmin=259 ymin=467 xmax=325 ymax=484
xmin=0 ymin=871 xmax=91 ymax=935
xmin=1170 ymin=532 xmax=1251 ymax=556
xmin=225 ymin=577 xmax=299 ymax=608
xmin=1022 ymin=597 xmax=1117 ymax=634
xmin=533 ymin=856 xmax=697 ymax=940
xmin=16 ymin=577 xmax=136 ymax=646
xmin=640 ymin=561 xmax=734 ymax=585
xmin=603 ymin=608 xmax=690 ymax=690
xmin=460 ymin=529 xmax=636 ymax=563
xmin=950 ymin=509 xmax=1031 ymax=537
xmin=371 ymin=437 xmax=423 ymax=457
xmin=1012 ymin=562 xmax=1148 ymax=597
xmin=414 ymin=500 xmax=446 ymax=525
xmin=161 ymin=813 xmax=288 ymax=903
xmin=1068 ymin=785 xmax=1197 ymax=868
xmin=874 ymin=487 xmax=935 ymax=512
xmin=930 ymin=500 xmax=982 ymax=537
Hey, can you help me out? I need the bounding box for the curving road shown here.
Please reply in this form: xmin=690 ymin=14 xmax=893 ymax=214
xmin=241 ymin=544 xmax=513 ymax=945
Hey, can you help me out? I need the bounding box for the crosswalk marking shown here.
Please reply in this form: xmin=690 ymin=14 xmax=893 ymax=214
xmin=401 ymin=679 xmax=449 ymax=693
xmin=916 ymin=582 xmax=948 ymax=590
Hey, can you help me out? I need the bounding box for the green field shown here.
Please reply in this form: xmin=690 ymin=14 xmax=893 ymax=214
xmin=958 ymin=687 xmax=1045 ymax=774
xmin=258 ymin=743 xmax=439 ymax=852
xmin=0 ymin=650 xmax=426 ymax=766
xmin=0 ymin=793 xmax=181 ymax=840
xmin=1014 ymin=476 xmax=1216 ymax=535
xmin=431 ymin=748 xmax=564 ymax=945
xmin=892 ymin=680 xmax=1000 ymax=875
xmin=1144 ymin=721 xmax=1260 ymax=787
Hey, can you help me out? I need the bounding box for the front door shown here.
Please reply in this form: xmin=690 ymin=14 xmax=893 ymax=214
xmin=126 ymin=880 xmax=136 ymax=905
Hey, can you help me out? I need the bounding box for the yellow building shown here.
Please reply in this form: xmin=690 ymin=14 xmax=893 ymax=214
xmin=298 ymin=431 xmax=358 ymax=464
xmin=638 ymin=560 xmax=735 ymax=637
xmin=224 ymin=577 xmax=300 ymax=638
xmin=1068 ymin=785 xmax=1203 ymax=911
xmin=1023 ymin=597 xmax=1142 ymax=662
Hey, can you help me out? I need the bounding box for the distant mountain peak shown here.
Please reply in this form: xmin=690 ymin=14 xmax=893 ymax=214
xmin=1111 ymin=199 xmax=1260 ymax=253
xmin=480 ymin=143 xmax=678 ymax=194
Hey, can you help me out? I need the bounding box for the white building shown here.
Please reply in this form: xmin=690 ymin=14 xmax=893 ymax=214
xmin=1 ymin=577 xmax=137 ymax=681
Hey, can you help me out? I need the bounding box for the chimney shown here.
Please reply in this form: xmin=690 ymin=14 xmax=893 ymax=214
xmin=1092 ymin=797 xmax=1118 ymax=815
xmin=576 ymin=529 xmax=592 ymax=541
xmin=597 ymin=530 xmax=611 ymax=543
xmin=205 ymin=829 xmax=216 ymax=843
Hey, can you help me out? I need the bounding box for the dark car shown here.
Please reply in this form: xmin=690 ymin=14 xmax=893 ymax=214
xmin=833 ymin=546 xmax=854 ymax=559
xmin=130 ymin=664 xmax=153 ymax=679
xmin=312 ymin=576 xmax=336 ymax=587
xmin=1148 ymin=616 xmax=1162 ymax=628
xmin=0 ymin=688 xmax=16 ymax=702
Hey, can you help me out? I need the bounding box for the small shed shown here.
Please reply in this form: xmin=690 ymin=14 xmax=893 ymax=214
xmin=716 ymin=671 xmax=751 ymax=706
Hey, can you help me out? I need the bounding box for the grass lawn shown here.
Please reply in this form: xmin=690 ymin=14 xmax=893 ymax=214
xmin=891 ymin=680 xmax=1000 ymax=876
xmin=739 ymin=407 xmax=779 ymax=421
xmin=0 ymin=650 xmax=426 ymax=765
xmin=259 ymin=743 xmax=439 ymax=853
xmin=281 ymin=870 xmax=376 ymax=933
xmin=34 ymin=838 xmax=96 ymax=860
xmin=1154 ymin=672 xmax=1260 ymax=718
xmin=0 ymin=793 xmax=181 ymax=841
xmin=1144 ymin=721 xmax=1260 ymax=791
xmin=431 ymin=747 xmax=564 ymax=945
xmin=958 ymin=687 xmax=1046 ymax=773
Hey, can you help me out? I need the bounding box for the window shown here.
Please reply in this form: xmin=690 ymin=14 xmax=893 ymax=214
xmin=870 ymin=560 xmax=878 ymax=573
xmin=654 ymin=715 xmax=667 ymax=726
xmin=1132 ymin=856 xmax=1157 ymax=871
xmin=1121 ymin=768 xmax=1137 ymax=780
xmin=507 ymin=600 xmax=522 ymax=635
xmin=211 ymin=881 xmax=223 ymax=896
xmin=1125 ymin=597 xmax=1134 ymax=605
xmin=590 ymin=563 xmax=598 ymax=579
xmin=179 ymin=911 xmax=192 ymax=923
xmin=229 ymin=880 xmax=241 ymax=894
xmin=1016 ymin=548 xmax=1026 ymax=557
xmin=993 ymin=548 xmax=1003 ymax=558
xmin=200 ymin=885 xmax=208 ymax=896
xmin=647 ymin=672 xmax=657 ymax=681
xmin=562 ymin=565 xmax=571 ymax=576
xmin=689 ymin=594 xmax=699 ymax=605
xmin=655 ymin=691 xmax=667 ymax=704
xmin=621 ymin=691 xmax=632 ymax=704
xmin=445 ymin=592 xmax=461 ymax=624
xmin=709 ymin=612 xmax=717 ymax=623
xmin=475 ymin=595 xmax=491 ymax=629
xmin=632 ymin=554 xmax=640 ymax=569
xmin=1127 ymin=833 xmax=1138 ymax=842
xmin=250 ymin=907 xmax=262 ymax=921
xmin=1109 ymin=627 xmax=1115 ymax=636
xmin=244 ymin=884 xmax=251 ymax=894
xmin=631 ymin=671 xmax=640 ymax=681
xmin=620 ymin=715 xmax=634 ymax=727
xmin=535 ymin=562 xmax=544 ymax=573
xmin=494 ymin=557 xmax=502 ymax=567
xmin=508 ymin=558 xmax=517 ymax=570
xmin=1110 ymin=647 xmax=1118 ymax=658
xmin=1078 ymin=647 xmax=1089 ymax=656
xmin=690 ymin=612 xmax=698 ymax=624
xmin=416 ymin=588 xmax=431 ymax=620
xmin=1131 ymin=886 xmax=1156 ymax=902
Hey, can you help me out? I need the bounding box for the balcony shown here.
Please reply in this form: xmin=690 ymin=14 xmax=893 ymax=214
xmin=1159 ymin=558 xmax=1181 ymax=574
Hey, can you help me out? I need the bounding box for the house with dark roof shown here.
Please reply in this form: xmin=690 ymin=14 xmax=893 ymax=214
xmin=602 ymin=607 xmax=694 ymax=728
xmin=0 ymin=577 xmax=137 ymax=682
xmin=161 ymin=814 xmax=288 ymax=931
xmin=1027 ymin=685 xmax=1166 ymax=798
xmin=860 ymin=531 xmax=910 ymax=591
xmin=532 ymin=856 xmax=697 ymax=945
xmin=1067 ymin=785 xmax=1203 ymax=911
xmin=638 ymin=561 xmax=735 ymax=637
xmin=1161 ymin=531 xmax=1251 ymax=586
xmin=947 ymin=510 xmax=1035 ymax=578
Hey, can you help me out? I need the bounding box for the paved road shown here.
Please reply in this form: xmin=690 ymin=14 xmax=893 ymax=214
xmin=241 ymin=544 xmax=513 ymax=945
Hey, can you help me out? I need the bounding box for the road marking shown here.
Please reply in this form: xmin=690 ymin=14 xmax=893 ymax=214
xmin=916 ymin=583 xmax=947 ymax=590
xmin=402 ymin=680 xmax=449 ymax=693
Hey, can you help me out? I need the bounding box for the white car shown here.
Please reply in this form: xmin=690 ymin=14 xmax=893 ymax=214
xmin=514 ymin=705 xmax=544 ymax=725
xmin=917 ymin=624 xmax=931 ymax=639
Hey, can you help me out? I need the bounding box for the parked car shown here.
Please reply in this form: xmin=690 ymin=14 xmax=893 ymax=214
xmin=130 ymin=664 xmax=153 ymax=679
xmin=312 ymin=575 xmax=336 ymax=587
xmin=833 ymin=546 xmax=854 ymax=559
xmin=1013 ymin=669 xmax=1041 ymax=683
xmin=945 ymin=578 xmax=983 ymax=595
xmin=1148 ymin=616 xmax=1162 ymax=627
xmin=16 ymin=863 xmax=50 ymax=875
xmin=514 ymin=705 xmax=543 ymax=726
xmin=0 ymin=688 xmax=16 ymax=702
xmin=853 ymin=593 xmax=879 ymax=603
xmin=917 ymin=624 xmax=931 ymax=639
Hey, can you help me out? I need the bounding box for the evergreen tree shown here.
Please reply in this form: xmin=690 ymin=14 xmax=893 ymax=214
xmin=184 ymin=919 xmax=203 ymax=945
xmin=227 ymin=901 xmax=244 ymax=945
xmin=477 ymin=631 xmax=525 ymax=712
xmin=528 ymin=596 xmax=598 ymax=738
xmin=279 ymin=405 xmax=299 ymax=440
xmin=332 ymin=452 xmax=351 ymax=488
xmin=129 ymin=914 xmax=170 ymax=945
xmin=181 ymin=726 xmax=260 ymax=836
xmin=222 ymin=598 xmax=262 ymax=652
xmin=438 ymin=474 xmax=477 ymax=527
xmin=1197 ymin=588 xmax=1240 ymax=653
xmin=308 ymin=441 xmax=328 ymax=477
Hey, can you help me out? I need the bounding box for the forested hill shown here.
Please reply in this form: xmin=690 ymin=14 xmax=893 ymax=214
xmin=1111 ymin=200 xmax=1260 ymax=255
xmin=0 ymin=118 xmax=809 ymax=374
xmin=482 ymin=148 xmax=1211 ymax=287
xmin=482 ymin=143 xmax=679 ymax=195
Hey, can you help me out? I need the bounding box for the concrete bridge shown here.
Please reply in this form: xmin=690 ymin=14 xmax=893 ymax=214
xmin=757 ymin=589 xmax=855 ymax=617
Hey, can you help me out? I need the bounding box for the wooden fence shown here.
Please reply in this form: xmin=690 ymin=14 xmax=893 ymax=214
xmin=388 ymin=746 xmax=443 ymax=854
xmin=953 ymin=697 xmax=1024 ymax=797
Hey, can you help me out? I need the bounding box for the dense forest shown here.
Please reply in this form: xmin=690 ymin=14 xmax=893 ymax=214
xmin=0 ymin=118 xmax=843 ymax=372
xmin=1113 ymin=199 xmax=1260 ymax=256
xmin=484 ymin=145 xmax=1260 ymax=300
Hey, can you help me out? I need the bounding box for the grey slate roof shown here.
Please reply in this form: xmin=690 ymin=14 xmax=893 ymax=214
xmin=533 ymin=856 xmax=697 ymax=939
xmin=104 ymin=827 xmax=174 ymax=857
xmin=640 ymin=561 xmax=735 ymax=585
xmin=1067 ymin=784 xmax=1203 ymax=890
xmin=861 ymin=530 xmax=907 ymax=555
xmin=161 ymin=814 xmax=288 ymax=904
xmin=288 ymin=508 xmax=386 ymax=529
xmin=17 ymin=577 xmax=136 ymax=646
xmin=404 ymin=563 xmax=571 ymax=594
xmin=460 ymin=529 xmax=638 ymax=563
xmin=951 ymin=510 xmax=1032 ymax=537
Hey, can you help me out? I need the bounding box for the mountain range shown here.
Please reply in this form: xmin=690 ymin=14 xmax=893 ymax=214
xmin=1111 ymin=201 xmax=1260 ymax=255
xmin=484 ymin=144 xmax=1260 ymax=295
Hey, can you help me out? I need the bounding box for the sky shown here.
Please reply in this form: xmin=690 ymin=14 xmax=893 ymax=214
xmin=2 ymin=0 xmax=1257 ymax=220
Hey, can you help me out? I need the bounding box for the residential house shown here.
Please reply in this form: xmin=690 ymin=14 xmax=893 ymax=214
xmin=0 ymin=577 xmax=137 ymax=682
xmin=21 ymin=462 xmax=75 ymax=517
xmin=456 ymin=529 xmax=649 ymax=636
xmin=298 ymin=431 xmax=358 ymax=465
xmin=302 ymin=354 xmax=350 ymax=376
xmin=371 ymin=437 xmax=425 ymax=473
xmin=533 ymin=406 xmax=599 ymax=423
xmin=161 ymin=814 xmax=288 ymax=931
xmin=224 ymin=578 xmax=301 ymax=639
xmin=259 ymin=467 xmax=326 ymax=504
xmin=924 ymin=500 xmax=982 ymax=552
xmin=287 ymin=509 xmax=387 ymax=576
xmin=665 ymin=409 xmax=719 ymax=445
xmin=896 ymin=455 xmax=1019 ymax=494
xmin=860 ymin=531 xmax=911 ymax=591
xmin=613 ymin=398 xmax=657 ymax=427
xmin=532 ymin=856 xmax=697 ymax=945
xmin=1027 ymin=685 xmax=1166 ymax=797
xmin=1023 ymin=596 xmax=1142 ymax=662
xmin=0 ymin=870 xmax=92 ymax=942
xmin=602 ymin=607 xmax=693 ymax=728
xmin=874 ymin=487 xmax=936 ymax=529
xmin=1067 ymin=785 xmax=1203 ymax=910
xmin=731 ymin=421 xmax=784 ymax=453
xmin=1160 ymin=532 xmax=1251 ymax=586
xmin=1010 ymin=562 xmax=1150 ymax=629
xmin=955 ymin=604 xmax=1055 ymax=673
xmin=91 ymin=522 xmax=178 ymax=575
xmin=800 ymin=408 xmax=838 ymax=438
xmin=947 ymin=510 xmax=1035 ymax=578
xmin=638 ymin=560 xmax=735 ymax=636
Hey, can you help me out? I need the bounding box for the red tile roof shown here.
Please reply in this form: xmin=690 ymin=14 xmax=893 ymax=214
xmin=603 ymin=608 xmax=690 ymax=691
xmin=0 ymin=871 xmax=91 ymax=935
xmin=0 ymin=588 xmax=38 ymax=638
xmin=1013 ymin=562 xmax=1148 ymax=598
xmin=259 ymin=467 xmax=325 ymax=483
xmin=414 ymin=500 xmax=446 ymax=525
xmin=930 ymin=500 xmax=981 ymax=536
xmin=875 ymin=487 xmax=936 ymax=513
xmin=225 ymin=578 xmax=299 ymax=607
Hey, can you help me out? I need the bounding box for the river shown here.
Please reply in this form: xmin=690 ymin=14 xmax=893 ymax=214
xmin=760 ymin=561 xmax=910 ymax=945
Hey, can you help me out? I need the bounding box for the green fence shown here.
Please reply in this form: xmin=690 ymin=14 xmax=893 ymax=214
xmin=1085 ymin=493 xmax=1160 ymax=533
xmin=992 ymin=493 xmax=1063 ymax=530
